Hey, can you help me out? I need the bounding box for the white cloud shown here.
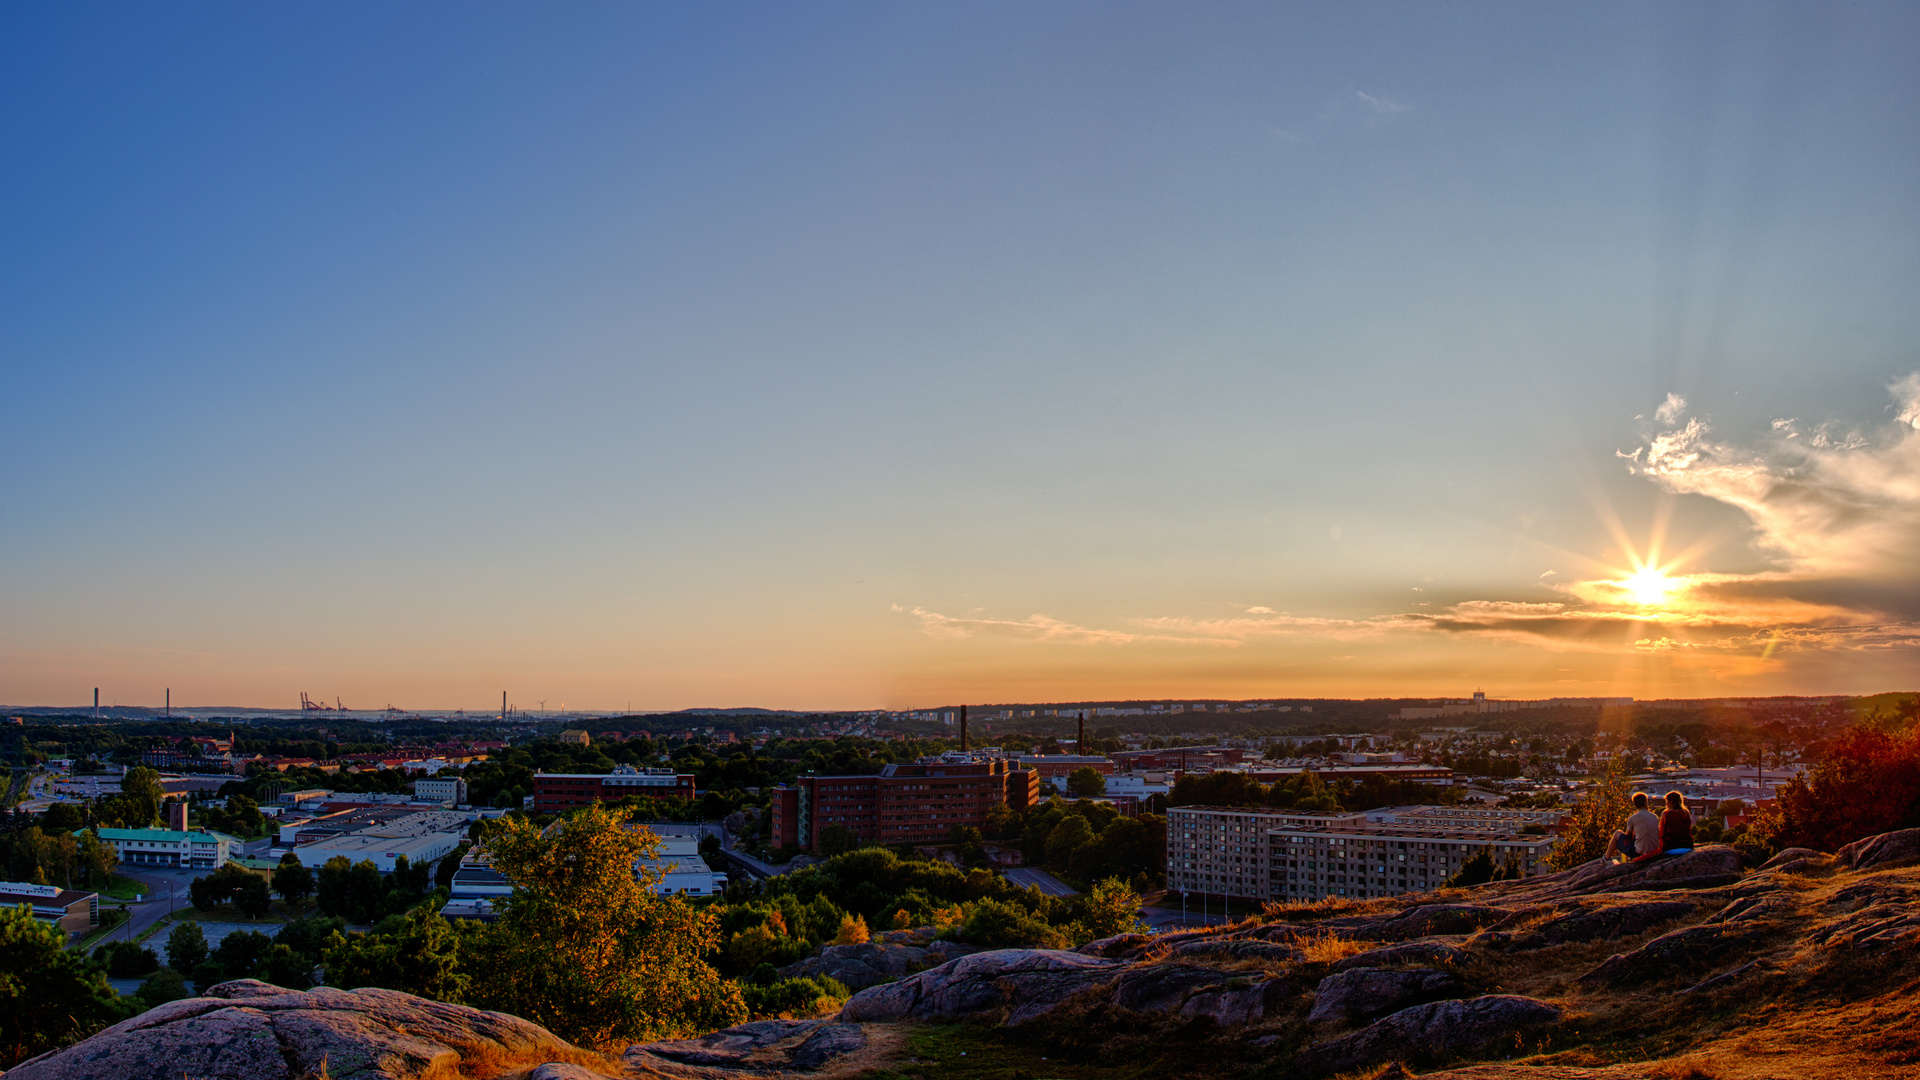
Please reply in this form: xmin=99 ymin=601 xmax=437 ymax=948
xmin=1354 ymin=91 xmax=1408 ymax=115
xmin=1654 ymin=392 xmax=1687 ymax=424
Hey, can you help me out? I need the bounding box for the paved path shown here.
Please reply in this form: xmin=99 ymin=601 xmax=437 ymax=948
xmin=1003 ymin=868 xmax=1080 ymax=897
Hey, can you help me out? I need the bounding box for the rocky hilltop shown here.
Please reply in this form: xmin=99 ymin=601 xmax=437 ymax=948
xmin=10 ymin=828 xmax=1920 ymax=1080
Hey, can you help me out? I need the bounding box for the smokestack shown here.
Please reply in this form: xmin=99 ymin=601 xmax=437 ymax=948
xmin=1078 ymin=711 xmax=1085 ymax=755
xmin=94 ymin=687 xmax=99 ymax=719
xmin=502 ymin=690 xmax=507 ymax=721
xmin=959 ymin=704 xmax=968 ymax=752
xmin=166 ymin=688 xmax=170 ymax=717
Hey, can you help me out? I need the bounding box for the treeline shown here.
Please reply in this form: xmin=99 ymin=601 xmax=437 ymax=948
xmin=1166 ymin=769 xmax=1458 ymax=814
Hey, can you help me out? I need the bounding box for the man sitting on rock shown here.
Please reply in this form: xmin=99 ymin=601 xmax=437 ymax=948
xmin=1605 ymin=792 xmax=1663 ymax=863
xmin=1659 ymin=790 xmax=1695 ymax=855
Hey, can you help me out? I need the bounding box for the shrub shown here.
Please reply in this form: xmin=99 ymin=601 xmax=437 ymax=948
xmin=135 ymin=968 xmax=189 ymax=1008
xmin=100 ymin=941 xmax=161 ymax=979
xmin=951 ymin=898 xmax=1067 ymax=949
xmin=739 ymin=975 xmax=849 ymax=1020
xmin=0 ymin=906 xmax=121 ymax=1067
xmin=832 ymin=914 xmax=870 ymax=946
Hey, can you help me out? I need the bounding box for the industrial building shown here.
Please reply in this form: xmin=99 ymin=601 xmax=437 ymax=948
xmin=412 ymin=778 xmax=468 ymax=805
xmin=0 ymin=881 xmax=98 ymax=936
xmin=282 ymin=810 xmax=471 ymax=873
xmin=1167 ymin=804 xmax=1561 ymax=903
xmin=531 ymin=765 xmax=696 ymax=814
xmin=634 ymin=833 xmax=728 ymax=897
xmin=769 ymin=757 xmax=1039 ymax=854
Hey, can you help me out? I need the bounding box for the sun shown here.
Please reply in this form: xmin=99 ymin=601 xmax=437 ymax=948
xmin=1621 ymin=566 xmax=1678 ymax=606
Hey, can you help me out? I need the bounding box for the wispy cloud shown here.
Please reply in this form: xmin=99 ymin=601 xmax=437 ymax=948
xmin=1654 ymin=392 xmax=1687 ymax=425
xmin=1354 ymin=90 xmax=1408 ymax=115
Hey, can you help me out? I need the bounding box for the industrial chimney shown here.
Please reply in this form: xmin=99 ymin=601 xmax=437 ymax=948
xmin=502 ymin=691 xmax=507 ymax=721
xmin=959 ymin=704 xmax=968 ymax=752
xmin=1078 ymin=711 xmax=1085 ymax=756
xmin=94 ymin=687 xmax=99 ymax=719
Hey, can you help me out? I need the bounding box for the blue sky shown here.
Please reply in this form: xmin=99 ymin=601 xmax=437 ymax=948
xmin=3 ymin=3 xmax=1917 ymax=710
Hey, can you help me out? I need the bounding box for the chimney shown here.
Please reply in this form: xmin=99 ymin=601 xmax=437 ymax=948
xmin=1078 ymin=711 xmax=1085 ymax=756
xmin=959 ymin=705 xmax=968 ymax=752
xmin=166 ymin=687 xmax=171 ymax=717
xmin=166 ymin=800 xmax=188 ymax=832
xmin=94 ymin=687 xmax=99 ymax=719
xmin=502 ymin=691 xmax=507 ymax=721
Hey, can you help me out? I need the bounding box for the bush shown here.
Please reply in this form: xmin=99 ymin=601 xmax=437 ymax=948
xmin=0 ymin=906 xmax=121 ymax=1067
xmin=831 ymin=914 xmax=869 ymax=946
xmin=1765 ymin=725 xmax=1920 ymax=852
xmin=189 ymin=959 xmax=228 ymax=994
xmin=100 ymin=941 xmax=161 ymax=979
xmin=135 ymin=968 xmax=189 ymax=1008
xmin=950 ymin=897 xmax=1067 ymax=949
xmin=739 ymin=975 xmax=849 ymax=1020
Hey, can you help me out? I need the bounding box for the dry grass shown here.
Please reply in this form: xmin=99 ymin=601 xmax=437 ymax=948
xmin=415 ymin=1038 xmax=626 ymax=1080
xmin=1286 ymin=930 xmax=1373 ymax=964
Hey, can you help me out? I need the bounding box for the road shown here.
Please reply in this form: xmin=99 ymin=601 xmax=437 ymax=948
xmin=83 ymin=865 xmax=198 ymax=955
xmin=1003 ymin=868 xmax=1079 ymax=897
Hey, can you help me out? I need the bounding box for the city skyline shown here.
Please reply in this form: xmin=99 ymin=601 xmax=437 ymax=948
xmin=4 ymin=5 xmax=1918 ymax=710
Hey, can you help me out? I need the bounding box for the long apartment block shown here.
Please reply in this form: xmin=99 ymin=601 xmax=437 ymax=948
xmin=1166 ymin=804 xmax=1561 ymax=903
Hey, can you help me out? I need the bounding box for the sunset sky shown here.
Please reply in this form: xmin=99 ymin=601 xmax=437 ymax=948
xmin=3 ymin=4 xmax=1917 ymax=712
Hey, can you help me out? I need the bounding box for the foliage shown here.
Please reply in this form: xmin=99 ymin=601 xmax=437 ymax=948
xmin=465 ymin=804 xmax=746 ymax=1047
xmin=1545 ymin=758 xmax=1633 ymax=871
xmin=1756 ymin=724 xmax=1920 ymax=853
xmin=1066 ymin=767 xmax=1106 ymax=798
xmin=165 ymin=920 xmax=208 ymax=972
xmin=0 ymin=904 xmax=123 ymax=1068
xmin=949 ymin=897 xmax=1067 ymax=949
xmin=832 ymin=913 xmax=870 ymax=945
xmin=212 ymin=929 xmax=274 ymax=978
xmin=135 ymin=967 xmax=189 ymax=1008
xmin=273 ymin=853 xmax=314 ymax=904
xmin=189 ymin=863 xmax=272 ymax=918
xmin=315 ymin=856 xmax=403 ymax=923
xmin=200 ymin=794 xmax=265 ymax=837
xmin=1067 ymin=877 xmax=1148 ymax=942
xmin=739 ymin=974 xmax=849 ymax=1020
xmin=98 ymin=940 xmax=161 ymax=978
xmin=324 ymin=906 xmax=468 ymax=1002
xmin=817 ymin=823 xmax=863 ymax=857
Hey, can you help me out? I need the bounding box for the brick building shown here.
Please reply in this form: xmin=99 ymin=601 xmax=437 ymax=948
xmin=531 ymin=765 xmax=696 ymax=813
xmin=1011 ymin=754 xmax=1115 ymax=781
xmin=0 ymin=881 xmax=98 ymax=936
xmin=769 ymin=758 xmax=1039 ymax=853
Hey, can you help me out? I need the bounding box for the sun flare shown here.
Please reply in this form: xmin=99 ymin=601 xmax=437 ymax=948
xmin=1621 ymin=566 xmax=1678 ymax=606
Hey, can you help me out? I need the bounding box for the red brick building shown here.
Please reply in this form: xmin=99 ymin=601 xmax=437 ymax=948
xmin=1012 ymin=754 xmax=1116 ymax=781
xmin=531 ymin=765 xmax=696 ymax=813
xmin=770 ymin=759 xmax=1039 ymax=853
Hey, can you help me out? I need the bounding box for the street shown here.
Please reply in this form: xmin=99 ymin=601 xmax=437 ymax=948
xmin=1002 ymin=867 xmax=1079 ymax=897
xmin=85 ymin=865 xmax=198 ymax=955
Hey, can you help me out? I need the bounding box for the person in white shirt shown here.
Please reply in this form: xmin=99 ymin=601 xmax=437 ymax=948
xmin=1604 ymin=792 xmax=1663 ymax=862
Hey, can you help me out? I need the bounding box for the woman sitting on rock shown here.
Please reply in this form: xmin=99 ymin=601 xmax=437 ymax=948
xmin=1659 ymin=791 xmax=1695 ymax=854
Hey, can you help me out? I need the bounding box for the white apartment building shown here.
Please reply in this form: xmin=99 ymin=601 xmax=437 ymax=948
xmin=1167 ymin=804 xmax=1560 ymax=903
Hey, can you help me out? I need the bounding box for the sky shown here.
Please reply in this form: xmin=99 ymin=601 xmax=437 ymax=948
xmin=2 ymin=3 xmax=1917 ymax=712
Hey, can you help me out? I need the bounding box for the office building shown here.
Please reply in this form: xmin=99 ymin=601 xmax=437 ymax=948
xmin=531 ymin=765 xmax=696 ymax=814
xmin=1167 ymin=804 xmax=1560 ymax=903
xmin=633 ymin=832 xmax=728 ymax=897
xmin=284 ymin=810 xmax=470 ymax=873
xmin=1011 ymin=755 xmax=1116 ymax=781
xmin=769 ymin=757 xmax=1039 ymax=854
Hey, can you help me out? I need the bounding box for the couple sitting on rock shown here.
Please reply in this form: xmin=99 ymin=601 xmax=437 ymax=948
xmin=1604 ymin=791 xmax=1695 ymax=863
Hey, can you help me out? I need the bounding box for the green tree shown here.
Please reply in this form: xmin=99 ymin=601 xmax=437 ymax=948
xmin=315 ymin=856 xmax=352 ymax=917
xmin=234 ymin=873 xmax=272 ymax=919
xmin=0 ymin=905 xmax=122 ymax=1068
xmin=136 ymin=967 xmax=189 ymax=1008
xmin=119 ymin=767 xmax=165 ymax=826
xmin=1545 ymin=758 xmax=1634 ymax=871
xmin=345 ymin=860 xmax=385 ymax=923
xmin=1066 ymin=766 xmax=1107 ymax=798
xmin=817 ymin=823 xmax=862 ymax=857
xmin=212 ymin=929 xmax=273 ymax=978
xmin=165 ymin=920 xmax=208 ymax=973
xmin=466 ymin=804 xmax=747 ymax=1047
xmin=1445 ymin=849 xmax=1496 ymax=888
xmin=323 ymin=906 xmax=467 ymax=1001
xmin=273 ymin=853 xmax=314 ymax=905
xmin=76 ymin=829 xmax=118 ymax=889
xmin=1044 ymin=815 xmax=1094 ymax=865
xmin=1070 ymin=877 xmax=1148 ymax=942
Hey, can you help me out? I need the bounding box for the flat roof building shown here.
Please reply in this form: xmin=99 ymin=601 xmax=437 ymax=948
xmin=1167 ymin=804 xmax=1558 ymax=904
xmin=532 ymin=765 xmax=696 ymax=814
xmin=89 ymin=827 xmax=234 ymax=869
xmin=0 ymin=881 xmax=98 ymax=936
xmin=769 ymin=757 xmax=1040 ymax=854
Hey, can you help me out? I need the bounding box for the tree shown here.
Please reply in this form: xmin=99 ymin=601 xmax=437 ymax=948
xmin=315 ymin=856 xmax=353 ymax=917
xmin=323 ymin=906 xmax=467 ymax=1001
xmin=76 ymin=830 xmax=117 ymax=889
xmin=234 ymin=873 xmax=273 ymax=919
xmin=136 ymin=967 xmax=189 ymax=1008
xmin=1072 ymin=877 xmax=1148 ymax=942
xmin=119 ymin=767 xmax=165 ymax=826
xmin=1445 ymin=849 xmax=1496 ymax=888
xmin=346 ymin=859 xmax=385 ymax=923
xmin=273 ymin=853 xmax=314 ymax=905
xmin=1545 ymin=758 xmax=1633 ymax=871
xmin=831 ymin=914 xmax=870 ymax=945
xmin=212 ymin=929 xmax=274 ymax=978
xmin=0 ymin=905 xmax=122 ymax=1068
xmin=1044 ymin=815 xmax=1094 ymax=865
xmin=465 ymin=804 xmax=747 ymax=1047
xmin=165 ymin=920 xmax=208 ymax=973
xmin=817 ymin=824 xmax=862 ymax=858
xmin=1762 ymin=725 xmax=1920 ymax=853
xmin=1066 ymin=767 xmax=1107 ymax=798
xmin=435 ymin=844 xmax=468 ymax=890
xmin=189 ymin=863 xmax=268 ymax=913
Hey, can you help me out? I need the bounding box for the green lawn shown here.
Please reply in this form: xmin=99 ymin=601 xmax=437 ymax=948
xmin=95 ymin=873 xmax=146 ymax=901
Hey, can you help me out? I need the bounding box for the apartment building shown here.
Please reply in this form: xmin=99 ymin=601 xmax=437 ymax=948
xmin=769 ymin=757 xmax=1040 ymax=853
xmin=1167 ymin=804 xmax=1560 ymax=903
xmin=532 ymin=765 xmax=696 ymax=813
xmin=412 ymin=777 xmax=469 ymax=805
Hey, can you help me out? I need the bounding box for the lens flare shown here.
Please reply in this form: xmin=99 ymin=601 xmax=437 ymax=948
xmin=1621 ymin=566 xmax=1677 ymax=606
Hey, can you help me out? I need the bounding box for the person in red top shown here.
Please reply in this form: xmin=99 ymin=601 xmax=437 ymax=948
xmin=1659 ymin=790 xmax=1695 ymax=853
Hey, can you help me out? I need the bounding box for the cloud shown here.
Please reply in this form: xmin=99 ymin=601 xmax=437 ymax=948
xmin=1655 ymin=392 xmax=1687 ymax=424
xmin=895 ymin=606 xmax=1228 ymax=647
xmin=1624 ymin=374 xmax=1920 ymax=590
xmin=1354 ymin=91 xmax=1408 ymax=115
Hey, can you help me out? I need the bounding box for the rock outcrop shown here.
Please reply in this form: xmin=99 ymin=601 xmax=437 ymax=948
xmin=1306 ymin=966 xmax=1462 ymax=1026
xmin=1837 ymin=827 xmax=1920 ymax=871
xmin=4 ymin=980 xmax=609 ymax=1080
xmin=836 ymin=949 xmax=1122 ymax=1025
xmin=1298 ymin=995 xmax=1563 ymax=1074
xmin=777 ymin=939 xmax=985 ymax=990
xmin=627 ymin=1018 xmax=868 ymax=1072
